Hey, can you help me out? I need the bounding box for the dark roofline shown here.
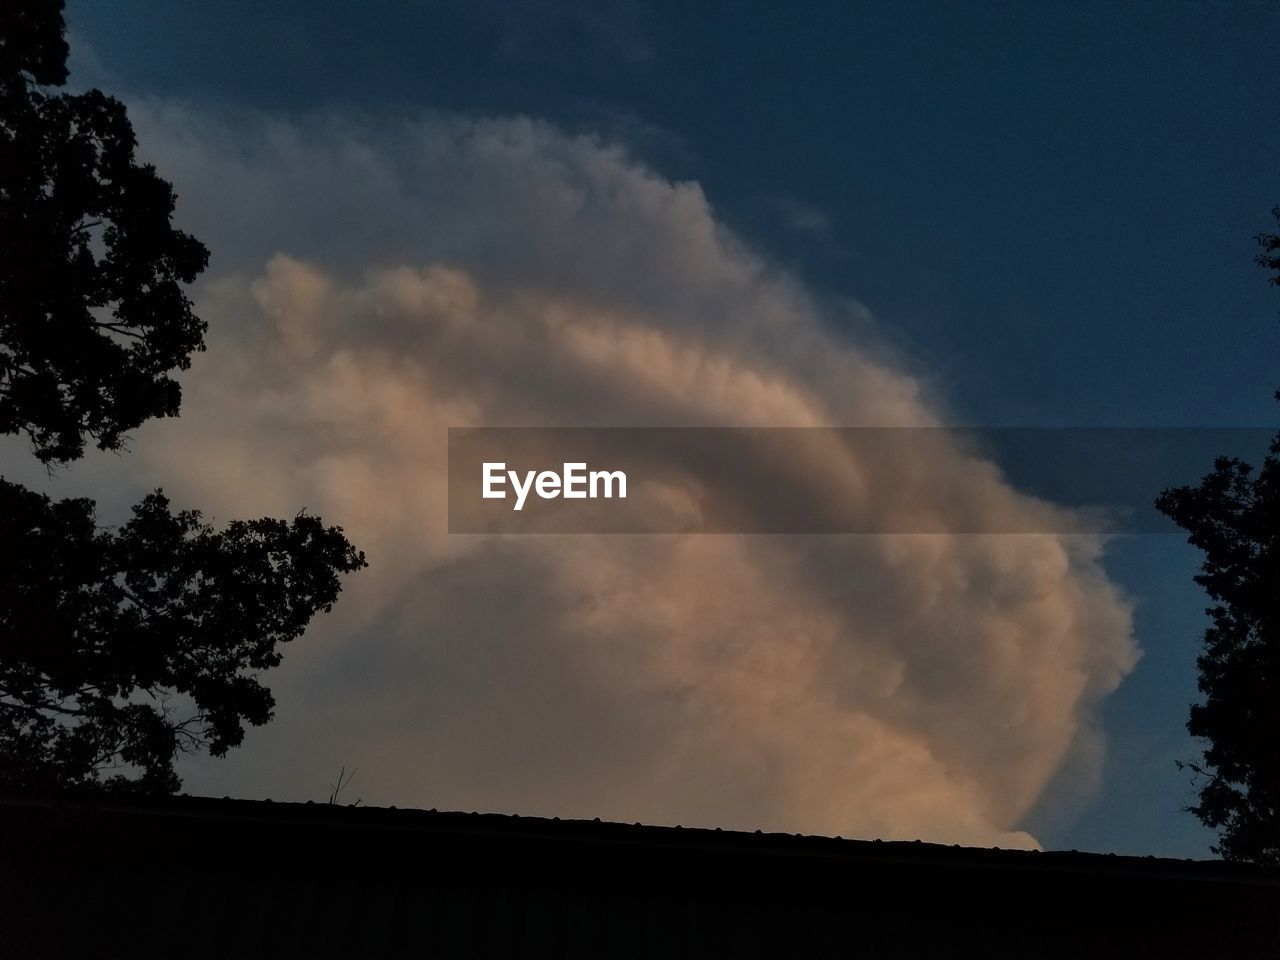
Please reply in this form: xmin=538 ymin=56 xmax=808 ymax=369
xmin=6 ymin=792 xmax=1280 ymax=956
xmin=4 ymin=791 xmax=1276 ymax=886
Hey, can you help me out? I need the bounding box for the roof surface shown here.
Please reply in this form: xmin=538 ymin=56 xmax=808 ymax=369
xmin=2 ymin=793 xmax=1277 ymax=958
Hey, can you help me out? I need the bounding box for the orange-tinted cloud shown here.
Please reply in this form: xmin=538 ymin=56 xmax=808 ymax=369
xmin=63 ymin=105 xmax=1138 ymax=848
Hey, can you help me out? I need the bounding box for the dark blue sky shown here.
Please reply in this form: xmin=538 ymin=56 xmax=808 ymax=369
xmin=66 ymin=0 xmax=1280 ymax=856
xmin=70 ymin=0 xmax=1280 ymax=426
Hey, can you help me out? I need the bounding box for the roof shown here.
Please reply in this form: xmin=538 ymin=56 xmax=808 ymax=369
xmin=2 ymin=793 xmax=1277 ymax=957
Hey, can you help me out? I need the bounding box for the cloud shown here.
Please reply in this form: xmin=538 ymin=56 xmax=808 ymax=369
xmin=49 ymin=103 xmax=1137 ymax=848
xmin=770 ymin=195 xmax=833 ymax=236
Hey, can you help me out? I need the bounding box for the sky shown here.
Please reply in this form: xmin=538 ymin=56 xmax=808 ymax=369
xmin=22 ymin=0 xmax=1278 ymax=856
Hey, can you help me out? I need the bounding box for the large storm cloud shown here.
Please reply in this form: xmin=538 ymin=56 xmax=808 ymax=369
xmin=22 ymin=102 xmax=1139 ymax=848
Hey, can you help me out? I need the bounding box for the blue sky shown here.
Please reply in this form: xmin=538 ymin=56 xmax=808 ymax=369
xmin=61 ymin=0 xmax=1280 ymax=856
xmin=70 ymin=2 xmax=1280 ymax=424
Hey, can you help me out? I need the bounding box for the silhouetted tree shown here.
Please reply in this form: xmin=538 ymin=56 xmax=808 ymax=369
xmin=0 ymin=1 xmax=366 ymax=793
xmin=1 ymin=1 xmax=209 ymax=464
xmin=1155 ymin=209 xmax=1280 ymax=863
xmin=0 ymin=482 xmax=364 ymax=793
xmin=1258 ymin=206 xmax=1280 ymax=290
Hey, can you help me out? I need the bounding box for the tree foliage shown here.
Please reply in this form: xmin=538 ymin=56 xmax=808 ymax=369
xmin=0 ymin=1 xmax=366 ymax=795
xmin=1157 ymin=444 xmax=1280 ymax=862
xmin=1 ymin=0 xmax=209 ymax=464
xmin=0 ymin=481 xmax=365 ymax=794
xmin=1155 ymin=211 xmax=1280 ymax=863
xmin=1258 ymin=206 xmax=1280 ymax=291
